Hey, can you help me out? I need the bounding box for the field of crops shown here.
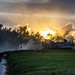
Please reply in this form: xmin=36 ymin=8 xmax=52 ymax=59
xmin=6 ymin=50 xmax=75 ymax=75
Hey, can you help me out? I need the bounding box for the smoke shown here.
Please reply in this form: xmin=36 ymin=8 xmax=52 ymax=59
xmin=65 ymin=35 xmax=74 ymax=42
xmin=0 ymin=42 xmax=18 ymax=52
xmin=69 ymin=31 xmax=75 ymax=38
xmin=56 ymin=22 xmax=75 ymax=42
xmin=57 ymin=22 xmax=75 ymax=36
xmin=19 ymin=39 xmax=43 ymax=50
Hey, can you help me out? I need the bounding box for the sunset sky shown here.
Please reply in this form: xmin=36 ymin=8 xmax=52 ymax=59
xmin=0 ymin=0 xmax=75 ymax=32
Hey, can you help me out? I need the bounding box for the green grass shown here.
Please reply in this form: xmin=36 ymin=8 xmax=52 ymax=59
xmin=6 ymin=50 xmax=75 ymax=75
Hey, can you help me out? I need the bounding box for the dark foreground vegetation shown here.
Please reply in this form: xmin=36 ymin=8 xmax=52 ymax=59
xmin=5 ymin=50 xmax=75 ymax=75
xmin=0 ymin=53 xmax=4 ymax=62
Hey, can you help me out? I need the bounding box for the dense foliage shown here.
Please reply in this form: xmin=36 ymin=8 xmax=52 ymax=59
xmin=0 ymin=24 xmax=37 ymax=48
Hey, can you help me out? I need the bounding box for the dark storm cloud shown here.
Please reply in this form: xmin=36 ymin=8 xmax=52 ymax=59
xmin=0 ymin=0 xmax=50 ymax=3
xmin=0 ymin=0 xmax=75 ymax=28
xmin=0 ymin=0 xmax=75 ymax=14
xmin=0 ymin=12 xmax=29 ymax=27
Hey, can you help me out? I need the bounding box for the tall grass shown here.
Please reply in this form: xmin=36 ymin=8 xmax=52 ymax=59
xmin=6 ymin=50 xmax=75 ymax=75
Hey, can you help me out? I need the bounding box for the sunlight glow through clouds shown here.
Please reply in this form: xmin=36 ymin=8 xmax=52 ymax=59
xmin=40 ymin=28 xmax=56 ymax=39
xmin=0 ymin=0 xmax=75 ymax=33
xmin=0 ymin=12 xmax=75 ymax=19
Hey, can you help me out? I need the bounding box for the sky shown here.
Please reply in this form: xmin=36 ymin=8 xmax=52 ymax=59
xmin=0 ymin=0 xmax=75 ymax=32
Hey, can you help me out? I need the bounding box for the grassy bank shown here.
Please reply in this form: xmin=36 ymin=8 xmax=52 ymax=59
xmin=0 ymin=53 xmax=4 ymax=62
xmin=6 ymin=50 xmax=75 ymax=75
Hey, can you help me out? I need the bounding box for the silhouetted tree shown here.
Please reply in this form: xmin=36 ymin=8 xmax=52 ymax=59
xmin=0 ymin=24 xmax=3 ymax=30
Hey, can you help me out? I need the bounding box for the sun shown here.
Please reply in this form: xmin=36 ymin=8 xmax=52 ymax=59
xmin=40 ymin=28 xmax=56 ymax=39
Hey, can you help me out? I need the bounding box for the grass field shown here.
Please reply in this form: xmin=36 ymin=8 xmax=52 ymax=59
xmin=6 ymin=50 xmax=75 ymax=75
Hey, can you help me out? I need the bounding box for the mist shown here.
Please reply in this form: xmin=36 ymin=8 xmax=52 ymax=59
xmin=0 ymin=42 xmax=18 ymax=52
xmin=19 ymin=39 xmax=43 ymax=50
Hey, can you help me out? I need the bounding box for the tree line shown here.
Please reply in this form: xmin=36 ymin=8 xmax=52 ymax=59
xmin=0 ymin=24 xmax=44 ymax=47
